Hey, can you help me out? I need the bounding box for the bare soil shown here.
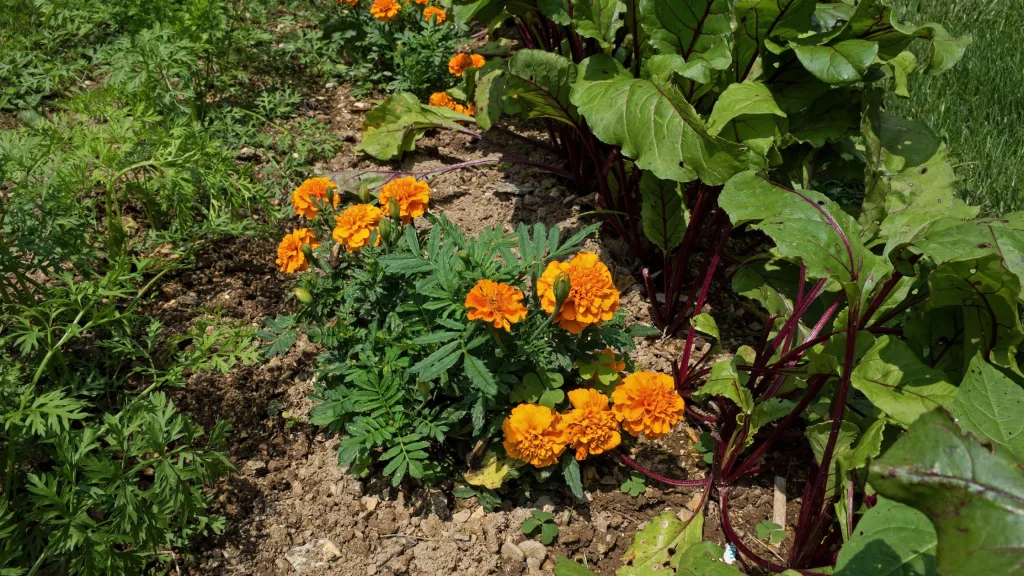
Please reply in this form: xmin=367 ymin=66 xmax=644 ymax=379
xmin=159 ymin=85 xmax=801 ymax=576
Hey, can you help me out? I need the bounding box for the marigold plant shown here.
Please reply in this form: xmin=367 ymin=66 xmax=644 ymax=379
xmin=428 ymin=92 xmax=475 ymax=116
xmin=537 ymin=252 xmax=619 ymax=334
xmin=291 ymin=177 xmax=339 ymax=220
xmin=447 ymin=53 xmax=484 ymax=76
xmin=502 ymin=404 xmax=568 ymax=468
xmin=422 ymin=6 xmax=445 ymax=23
xmin=378 ymin=176 xmax=430 ymax=223
xmin=276 ymin=228 xmax=320 ymax=274
xmin=332 ymin=204 xmax=383 ymax=252
xmin=611 ymin=372 xmax=685 ymax=439
xmin=369 ymin=0 xmax=400 ymax=22
xmin=564 ymin=389 xmax=620 ymax=460
xmin=465 ymin=279 xmax=528 ymax=331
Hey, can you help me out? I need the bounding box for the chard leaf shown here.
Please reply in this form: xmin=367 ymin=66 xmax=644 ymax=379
xmin=573 ymin=0 xmax=625 ymax=49
xmin=506 ymin=50 xmax=579 ymax=126
xmin=537 ymin=0 xmax=571 ymax=25
xmin=834 ymin=496 xmax=937 ymax=576
xmin=805 ymin=420 xmax=860 ymax=499
xmin=619 ymin=511 xmax=704 ymax=574
xmin=950 ymin=354 xmax=1024 ymax=460
xmin=473 ymin=67 xmax=505 ymax=131
xmin=861 ymin=106 xmax=960 ymax=233
xmin=792 ymin=40 xmax=879 ymax=84
xmin=706 ymin=81 xmax=786 ymax=137
xmin=357 ymin=93 xmax=474 ymax=160
xmin=732 ymin=0 xmax=816 ymax=79
xmin=674 ymin=541 xmax=743 ymax=575
xmin=638 ymin=0 xmax=730 ymax=58
xmin=720 ymin=172 xmax=869 ymax=285
xmin=912 ymin=214 xmax=1024 ymax=300
xmin=695 ymin=347 xmax=755 ymax=413
xmin=927 ymin=257 xmax=1024 ymax=372
xmin=639 ymin=172 xmax=688 ymax=252
xmin=850 ymin=334 xmax=957 ymax=427
xmin=570 ymin=55 xmax=759 ymax=184
xmin=870 ymin=409 xmax=1024 ymax=575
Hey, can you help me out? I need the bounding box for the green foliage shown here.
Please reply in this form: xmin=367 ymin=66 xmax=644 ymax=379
xmin=324 ymin=2 xmax=474 ymax=98
xmin=620 ymin=471 xmax=647 ymax=498
xmin=521 ymin=510 xmax=559 ymax=545
xmin=833 ymin=496 xmax=936 ymax=575
xmin=870 ymin=409 xmax=1024 ymax=575
xmin=754 ymin=520 xmax=785 ymax=546
xmin=887 ymin=0 xmax=1024 ymax=214
xmin=618 ymin=511 xmax=704 ymax=575
xmin=0 ymin=266 xmax=255 ymax=575
xmin=285 ymin=206 xmax=638 ymax=487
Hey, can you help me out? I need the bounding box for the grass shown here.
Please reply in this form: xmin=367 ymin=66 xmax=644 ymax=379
xmin=888 ymin=0 xmax=1024 ymax=214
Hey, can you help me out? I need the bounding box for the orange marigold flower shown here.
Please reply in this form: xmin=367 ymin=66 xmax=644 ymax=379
xmin=370 ymin=0 xmax=400 ymax=21
xmin=338 ymin=0 xmax=358 ymax=5
xmin=502 ymin=404 xmax=568 ymax=467
xmin=428 ymin=92 xmax=475 ymax=116
xmin=423 ymin=6 xmax=445 ymax=22
xmin=537 ymin=252 xmax=620 ymax=334
xmin=564 ymin=389 xmax=621 ymax=460
xmin=448 ymin=53 xmax=485 ymax=76
xmin=291 ymin=177 xmax=339 ymax=220
xmin=429 ymin=92 xmax=455 ymax=108
xmin=465 ymin=279 xmax=528 ymax=331
xmin=611 ymin=372 xmax=685 ymax=439
xmin=276 ymin=228 xmax=320 ymax=274
xmin=378 ymin=176 xmax=430 ymax=223
xmin=412 ymin=0 xmax=428 ymax=4
xmin=333 ymin=204 xmax=383 ymax=252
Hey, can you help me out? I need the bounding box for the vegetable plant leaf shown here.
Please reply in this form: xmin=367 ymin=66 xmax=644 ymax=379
xmin=834 ymin=496 xmax=937 ymax=576
xmin=638 ymin=0 xmax=731 ymax=58
xmin=572 ymin=0 xmax=625 ymax=49
xmin=570 ymin=55 xmax=759 ymax=184
xmin=861 ymin=106 xmax=961 ymax=233
xmin=706 ymin=81 xmax=786 ymax=137
xmin=506 ymin=50 xmax=579 ymax=125
xmin=720 ymin=171 xmax=869 ymax=284
xmin=694 ymin=348 xmax=755 ymax=414
xmin=674 ymin=541 xmax=743 ymax=575
xmin=639 ymin=172 xmax=688 ymax=252
xmin=356 ymin=92 xmax=474 ymax=160
xmin=870 ymin=409 xmax=1024 ymax=576
xmin=850 ymin=334 xmax=957 ymax=427
xmin=950 ymin=354 xmax=1024 ymax=460
xmin=732 ymin=0 xmax=816 ymax=79
xmin=619 ymin=511 xmax=704 ymax=575
xmin=791 ymin=40 xmax=879 ymax=85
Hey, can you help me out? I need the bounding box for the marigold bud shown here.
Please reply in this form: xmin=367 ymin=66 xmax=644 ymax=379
xmin=300 ymin=243 xmax=318 ymax=268
xmin=357 ymin=184 xmax=371 ymax=204
xmin=458 ymin=249 xmax=471 ymax=263
xmin=294 ymin=288 xmax=313 ymax=303
xmin=325 ymin=186 xmax=336 ymax=208
xmin=553 ymin=272 xmax=571 ymax=305
xmin=378 ymin=217 xmax=393 ymax=239
xmin=388 ymin=198 xmax=401 ymax=222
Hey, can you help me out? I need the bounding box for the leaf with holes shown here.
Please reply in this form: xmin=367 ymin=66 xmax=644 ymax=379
xmin=618 ymin=511 xmax=704 ymax=575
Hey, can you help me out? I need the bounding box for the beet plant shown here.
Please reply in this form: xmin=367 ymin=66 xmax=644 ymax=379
xmin=344 ymin=0 xmax=970 ymax=335
xmin=335 ymin=0 xmax=1024 ymax=572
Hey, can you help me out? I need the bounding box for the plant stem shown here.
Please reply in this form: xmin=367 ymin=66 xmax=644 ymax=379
xmin=614 ymin=452 xmax=712 ymax=487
